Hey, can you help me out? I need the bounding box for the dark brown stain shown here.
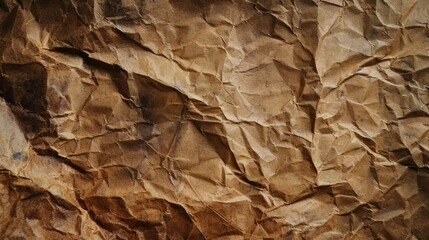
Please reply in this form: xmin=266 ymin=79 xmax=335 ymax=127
xmin=0 ymin=62 xmax=48 ymax=113
xmin=80 ymin=195 xmax=204 ymax=239
xmin=134 ymin=73 xmax=185 ymax=125
xmin=103 ymin=0 xmax=144 ymax=24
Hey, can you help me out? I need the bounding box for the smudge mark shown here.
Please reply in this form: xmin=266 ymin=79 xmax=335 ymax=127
xmin=12 ymin=151 xmax=21 ymax=160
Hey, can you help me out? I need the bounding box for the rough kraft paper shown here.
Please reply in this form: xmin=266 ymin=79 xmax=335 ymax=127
xmin=0 ymin=0 xmax=428 ymax=239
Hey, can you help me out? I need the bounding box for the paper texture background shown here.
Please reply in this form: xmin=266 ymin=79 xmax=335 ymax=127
xmin=0 ymin=0 xmax=428 ymax=239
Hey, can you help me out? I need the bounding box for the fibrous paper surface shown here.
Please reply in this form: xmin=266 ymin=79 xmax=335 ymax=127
xmin=0 ymin=0 xmax=428 ymax=239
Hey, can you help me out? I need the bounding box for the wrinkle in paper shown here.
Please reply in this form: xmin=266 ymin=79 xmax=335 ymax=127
xmin=0 ymin=0 xmax=428 ymax=239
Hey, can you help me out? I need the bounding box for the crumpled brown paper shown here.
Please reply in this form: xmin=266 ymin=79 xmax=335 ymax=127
xmin=0 ymin=0 xmax=428 ymax=239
